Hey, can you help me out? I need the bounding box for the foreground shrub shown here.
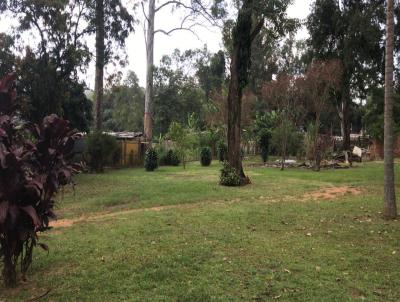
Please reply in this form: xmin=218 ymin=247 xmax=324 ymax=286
xmin=0 ymin=74 xmax=81 ymax=287
xmin=217 ymin=141 xmax=227 ymax=162
xmin=85 ymin=132 xmax=119 ymax=172
xmin=220 ymin=161 xmax=241 ymax=186
xmin=144 ymin=147 xmax=158 ymax=171
xmin=200 ymin=147 xmax=212 ymax=166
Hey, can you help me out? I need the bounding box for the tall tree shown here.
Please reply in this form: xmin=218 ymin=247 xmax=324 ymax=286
xmin=103 ymin=71 xmax=145 ymax=132
xmin=0 ymin=34 xmax=15 ymax=76
xmin=1 ymin=1 xmax=94 ymax=131
xmin=300 ymin=59 xmax=343 ymax=171
xmin=307 ymin=0 xmax=385 ymax=152
xmin=225 ymin=0 xmax=294 ymax=184
xmin=94 ymin=0 xmax=105 ymax=131
xmin=363 ymin=87 xmax=400 ymax=142
xmin=153 ymin=52 xmax=205 ymax=136
xmin=143 ymin=0 xmax=155 ymax=141
xmin=92 ymin=0 xmax=134 ymax=131
xmin=262 ymin=75 xmax=303 ymax=170
xmin=384 ymin=0 xmax=397 ymax=219
xmin=141 ymin=0 xmax=223 ymax=142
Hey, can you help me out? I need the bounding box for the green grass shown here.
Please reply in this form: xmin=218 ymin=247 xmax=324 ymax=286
xmin=1 ymin=160 xmax=400 ymax=301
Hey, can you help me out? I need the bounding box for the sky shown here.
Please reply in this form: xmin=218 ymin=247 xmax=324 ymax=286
xmin=0 ymin=0 xmax=313 ymax=88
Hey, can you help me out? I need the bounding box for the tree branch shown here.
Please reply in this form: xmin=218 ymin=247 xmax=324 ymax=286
xmin=250 ymin=18 xmax=265 ymax=42
xmin=141 ymin=1 xmax=149 ymax=23
xmin=155 ymin=0 xmax=189 ymax=13
xmin=154 ymin=11 xmax=204 ymax=40
xmin=154 ymin=26 xmax=200 ymax=40
xmin=154 ymin=0 xmax=219 ymax=27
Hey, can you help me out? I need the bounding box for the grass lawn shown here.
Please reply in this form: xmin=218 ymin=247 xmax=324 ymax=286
xmin=1 ymin=159 xmax=399 ymax=301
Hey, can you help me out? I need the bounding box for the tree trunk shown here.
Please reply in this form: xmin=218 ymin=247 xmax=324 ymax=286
xmin=340 ymin=88 xmax=351 ymax=153
xmin=383 ymin=0 xmax=397 ymax=219
xmin=281 ymin=151 xmax=285 ymax=171
xmin=94 ymin=0 xmax=105 ymax=131
xmin=314 ymin=114 xmax=321 ymax=171
xmin=280 ymin=121 xmax=287 ymax=171
xmin=227 ymin=50 xmax=246 ymax=181
xmin=144 ymin=0 xmax=155 ymax=142
xmin=226 ymin=0 xmax=262 ymax=185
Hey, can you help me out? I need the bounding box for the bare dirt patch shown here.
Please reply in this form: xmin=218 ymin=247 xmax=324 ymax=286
xmin=303 ymin=186 xmax=362 ymax=201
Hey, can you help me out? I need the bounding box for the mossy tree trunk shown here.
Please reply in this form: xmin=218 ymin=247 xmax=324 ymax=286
xmin=227 ymin=0 xmax=263 ymax=184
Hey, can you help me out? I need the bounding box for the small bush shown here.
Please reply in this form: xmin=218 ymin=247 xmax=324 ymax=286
xmin=220 ymin=161 xmax=241 ymax=186
xmin=161 ymin=149 xmax=180 ymax=166
xmin=200 ymin=147 xmax=212 ymax=166
xmin=259 ymin=129 xmax=270 ymax=163
xmin=217 ymin=141 xmax=227 ymax=162
xmin=144 ymin=147 xmax=158 ymax=171
xmin=86 ymin=132 xmax=119 ymax=173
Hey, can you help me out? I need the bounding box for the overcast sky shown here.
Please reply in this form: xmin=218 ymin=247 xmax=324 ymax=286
xmin=0 ymin=0 xmax=313 ymax=87
xmin=119 ymin=0 xmax=313 ymax=87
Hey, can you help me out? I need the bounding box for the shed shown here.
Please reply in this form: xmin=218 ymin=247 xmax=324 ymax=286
xmin=106 ymin=132 xmax=145 ymax=166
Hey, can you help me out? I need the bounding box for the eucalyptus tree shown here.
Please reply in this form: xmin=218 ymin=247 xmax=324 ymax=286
xmin=299 ymin=59 xmax=343 ymax=171
xmin=141 ymin=0 xmax=224 ymax=142
xmin=92 ymin=0 xmax=134 ymax=131
xmin=383 ymin=0 xmax=397 ymax=219
xmin=103 ymin=71 xmax=145 ymax=132
xmin=0 ymin=0 xmax=95 ymax=130
xmin=224 ymin=0 xmax=296 ymax=184
xmin=0 ymin=34 xmax=15 ymax=76
xmin=307 ymin=0 xmax=386 ymax=152
xmin=2 ymin=0 xmax=134 ymax=131
xmin=152 ymin=50 xmax=205 ymax=136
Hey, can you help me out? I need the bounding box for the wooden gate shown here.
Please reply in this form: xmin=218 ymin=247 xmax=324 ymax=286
xmin=120 ymin=140 xmax=143 ymax=166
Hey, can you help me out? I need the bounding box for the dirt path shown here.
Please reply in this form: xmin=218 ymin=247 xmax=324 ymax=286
xmin=50 ymin=186 xmax=362 ymax=229
xmin=50 ymin=203 xmax=204 ymax=229
xmin=303 ymin=186 xmax=362 ymax=201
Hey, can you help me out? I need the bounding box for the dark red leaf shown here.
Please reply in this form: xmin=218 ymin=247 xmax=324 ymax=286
xmin=38 ymin=243 xmax=49 ymax=252
xmin=0 ymin=73 xmax=16 ymax=93
xmin=21 ymin=206 xmax=41 ymax=229
xmin=0 ymin=201 xmax=9 ymax=224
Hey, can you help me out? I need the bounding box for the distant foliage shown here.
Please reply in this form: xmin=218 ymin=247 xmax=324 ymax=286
xmin=200 ymin=147 xmax=212 ymax=166
xmin=363 ymin=88 xmax=400 ymax=140
xmin=85 ymin=132 xmax=119 ymax=173
xmin=17 ymin=44 xmax=93 ymax=132
xmin=271 ymin=121 xmax=302 ymax=158
xmin=0 ymin=74 xmax=81 ymax=287
xmin=144 ymin=148 xmax=158 ymax=171
xmin=220 ymin=161 xmax=241 ymax=187
xmin=217 ymin=141 xmax=227 ymax=162
xmin=103 ymin=71 xmax=144 ymax=132
xmin=166 ymin=121 xmax=198 ymax=169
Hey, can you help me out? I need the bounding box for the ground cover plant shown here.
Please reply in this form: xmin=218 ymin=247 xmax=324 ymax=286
xmin=0 ymin=159 xmax=399 ymax=301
